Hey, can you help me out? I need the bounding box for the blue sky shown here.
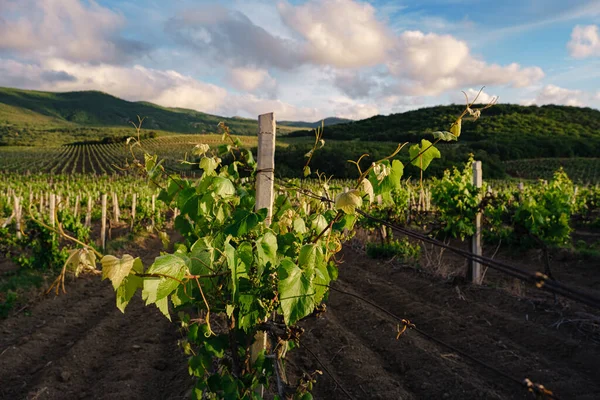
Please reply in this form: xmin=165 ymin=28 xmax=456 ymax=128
xmin=0 ymin=0 xmax=599 ymax=120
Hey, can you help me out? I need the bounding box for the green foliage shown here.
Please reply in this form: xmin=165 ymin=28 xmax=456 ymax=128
xmin=430 ymin=157 xmax=483 ymax=240
xmin=512 ymin=170 xmax=575 ymax=246
xmin=100 ymin=134 xmax=369 ymax=398
xmin=366 ymin=237 xmax=421 ymax=263
xmin=5 ymin=220 xmax=70 ymax=270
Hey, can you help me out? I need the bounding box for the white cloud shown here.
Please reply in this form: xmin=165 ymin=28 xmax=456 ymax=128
xmin=0 ymin=57 xmax=324 ymax=120
xmin=332 ymin=101 xmax=380 ymax=120
xmin=277 ymin=0 xmax=392 ymax=68
xmin=0 ymin=0 xmax=147 ymax=64
xmin=333 ymin=70 xmax=382 ymax=98
xmin=0 ymin=58 xmax=77 ymax=88
xmin=568 ymin=25 xmax=600 ymax=59
xmin=164 ymin=0 xmax=543 ymax=98
xmin=388 ymin=31 xmax=544 ymax=95
xmin=165 ymin=5 xmax=301 ymax=69
xmin=227 ymin=67 xmax=277 ymax=95
xmin=522 ymin=84 xmax=588 ymax=107
xmin=223 ymin=95 xmax=320 ymax=121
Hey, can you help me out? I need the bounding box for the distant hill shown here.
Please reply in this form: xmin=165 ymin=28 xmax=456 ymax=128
xmin=289 ymin=103 xmax=600 ymax=160
xmin=0 ymin=87 xmax=308 ymax=145
xmin=278 ymin=117 xmax=352 ymax=129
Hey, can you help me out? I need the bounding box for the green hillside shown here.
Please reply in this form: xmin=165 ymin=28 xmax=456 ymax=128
xmin=0 ymin=87 xmax=306 ymax=145
xmin=281 ymin=103 xmax=600 ymax=179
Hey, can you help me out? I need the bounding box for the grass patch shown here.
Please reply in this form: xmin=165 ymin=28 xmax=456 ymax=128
xmin=0 ymin=268 xmax=47 ymax=318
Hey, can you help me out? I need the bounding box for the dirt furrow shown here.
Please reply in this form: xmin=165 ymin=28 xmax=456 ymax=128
xmin=298 ymin=247 xmax=600 ymax=399
xmin=342 ymin=250 xmax=600 ymax=395
xmin=0 ymin=276 xmax=191 ymax=400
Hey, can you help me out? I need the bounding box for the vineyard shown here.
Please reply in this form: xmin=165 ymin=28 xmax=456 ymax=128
xmin=1 ymin=102 xmax=600 ymax=400
xmin=504 ymin=158 xmax=600 ymax=184
xmin=0 ymin=135 xmax=259 ymax=174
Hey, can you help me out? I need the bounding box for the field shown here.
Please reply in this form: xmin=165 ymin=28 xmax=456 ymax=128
xmin=0 ymin=135 xmax=326 ymax=175
xmin=1 ymin=230 xmax=600 ymax=399
xmin=1 ymin=89 xmax=600 ymax=400
xmin=1 ymin=159 xmax=600 ymax=399
xmin=504 ymin=158 xmax=600 ymax=184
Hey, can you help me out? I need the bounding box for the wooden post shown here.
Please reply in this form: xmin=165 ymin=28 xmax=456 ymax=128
xmin=112 ymin=192 xmax=120 ymax=223
xmin=74 ymin=194 xmax=80 ymax=219
xmin=49 ymin=193 xmax=56 ymax=227
xmin=101 ymin=194 xmax=107 ymax=250
xmin=253 ymin=112 xmax=276 ymax=392
xmin=470 ymin=161 xmax=483 ymax=284
xmin=256 ymin=112 xmax=276 ymax=225
xmin=131 ymin=193 xmax=137 ymax=230
xmin=85 ymin=196 xmax=93 ymax=227
xmin=14 ymin=196 xmax=21 ymax=239
xmin=151 ymin=194 xmax=156 ymax=230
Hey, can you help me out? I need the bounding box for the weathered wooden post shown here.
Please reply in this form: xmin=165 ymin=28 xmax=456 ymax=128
xmin=112 ymin=192 xmax=120 ymax=223
xmin=85 ymin=196 xmax=93 ymax=228
xmin=470 ymin=161 xmax=483 ymax=284
xmin=256 ymin=112 xmax=276 ymax=225
xmin=101 ymin=194 xmax=107 ymax=250
xmin=131 ymin=193 xmax=137 ymax=230
xmin=14 ymin=196 xmax=22 ymax=239
xmin=49 ymin=193 xmax=56 ymax=227
xmin=253 ymin=112 xmax=276 ymax=394
xmin=151 ymin=194 xmax=156 ymax=230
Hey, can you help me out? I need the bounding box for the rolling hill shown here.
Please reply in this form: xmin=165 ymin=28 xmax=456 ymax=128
xmin=2 ymin=86 xmax=600 ymax=181
xmin=0 ymin=87 xmax=309 ymax=145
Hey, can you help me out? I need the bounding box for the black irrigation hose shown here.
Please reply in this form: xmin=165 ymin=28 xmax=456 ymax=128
xmin=322 ymin=284 xmax=561 ymax=400
xmin=358 ymin=210 xmax=600 ymax=310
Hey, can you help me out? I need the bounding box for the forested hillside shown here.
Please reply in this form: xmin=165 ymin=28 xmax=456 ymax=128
xmin=281 ymin=103 xmax=600 ymax=179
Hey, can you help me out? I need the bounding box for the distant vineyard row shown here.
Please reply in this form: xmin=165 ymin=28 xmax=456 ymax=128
xmin=503 ymin=158 xmax=600 ymax=184
xmin=0 ymin=135 xmax=259 ymax=175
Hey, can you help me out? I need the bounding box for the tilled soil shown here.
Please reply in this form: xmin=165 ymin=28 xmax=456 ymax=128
xmin=291 ymin=247 xmax=600 ymax=400
xmin=0 ymin=275 xmax=190 ymax=400
xmin=1 ymin=244 xmax=600 ymax=399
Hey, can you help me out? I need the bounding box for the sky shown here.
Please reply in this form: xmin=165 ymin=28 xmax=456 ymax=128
xmin=0 ymin=0 xmax=599 ymax=121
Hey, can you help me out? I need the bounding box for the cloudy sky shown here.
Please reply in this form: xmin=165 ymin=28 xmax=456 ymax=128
xmin=1 ymin=0 xmax=599 ymax=121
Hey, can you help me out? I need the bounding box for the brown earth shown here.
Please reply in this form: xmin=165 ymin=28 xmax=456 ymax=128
xmin=290 ymin=245 xmax=600 ymax=400
xmin=0 ymin=234 xmax=192 ymax=400
xmin=1 ymin=236 xmax=600 ymax=399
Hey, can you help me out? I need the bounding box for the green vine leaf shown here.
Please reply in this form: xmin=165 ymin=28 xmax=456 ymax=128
xmin=432 ymin=131 xmax=458 ymax=142
xmin=212 ymin=177 xmax=236 ymax=198
xmin=116 ymin=274 xmax=143 ymax=313
xmin=278 ymin=258 xmax=315 ymax=325
xmin=224 ymin=209 xmax=266 ymax=237
xmin=101 ymin=254 xmax=143 ymax=290
xmin=409 ymin=139 xmax=441 ymax=171
xmin=450 ymin=118 xmax=462 ymax=137
xmin=310 ymin=214 xmax=328 ymax=232
xmin=298 ymin=244 xmax=324 ymax=276
xmin=303 ymin=165 xmax=311 ymax=177
xmin=335 ymin=190 xmax=363 ymax=215
xmin=142 ymin=254 xmax=188 ymax=310
xmin=359 ymin=178 xmax=375 ymax=203
xmin=199 ymin=157 xmax=218 ymax=174
xmin=225 ymin=241 xmax=252 ymax=300
xmin=256 ymin=231 xmax=278 ymax=276
xmin=293 ymin=217 xmax=307 ymax=234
